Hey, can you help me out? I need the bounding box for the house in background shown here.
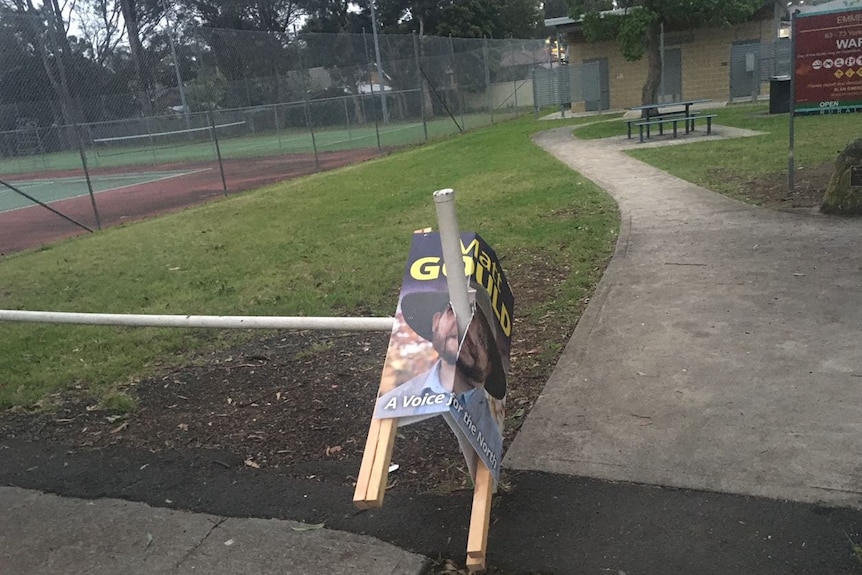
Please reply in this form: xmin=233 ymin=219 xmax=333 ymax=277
xmin=545 ymin=0 xmax=789 ymax=111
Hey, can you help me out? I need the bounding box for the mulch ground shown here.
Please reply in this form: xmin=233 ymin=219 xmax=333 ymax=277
xmin=0 ymin=246 xmax=577 ymax=497
xmin=711 ymin=160 xmax=833 ymax=211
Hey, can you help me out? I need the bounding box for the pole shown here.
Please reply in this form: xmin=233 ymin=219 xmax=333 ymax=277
xmin=161 ymin=0 xmax=190 ymax=131
xmin=556 ymin=30 xmax=565 ymax=117
xmin=274 ymin=104 xmax=283 ymax=150
xmin=75 ymin=125 xmax=102 ymax=230
xmin=483 ymin=37 xmax=494 ymax=124
xmin=208 ymin=110 xmax=229 ymax=196
xmin=433 ymin=189 xmax=470 ymax=336
xmin=369 ymin=0 xmax=389 ymax=125
xmin=0 ymin=309 xmax=394 ymax=331
xmin=432 ymin=188 xmax=494 ymax=572
xmin=413 ymin=32 xmax=429 ymax=142
xmin=364 ymin=29 xmax=382 ymax=151
xmin=0 ymin=178 xmax=93 ymax=233
xmin=449 ymin=35 xmax=465 ymax=131
xmin=788 ymin=10 xmax=798 ymax=193
xmin=294 ymin=29 xmax=320 ymax=170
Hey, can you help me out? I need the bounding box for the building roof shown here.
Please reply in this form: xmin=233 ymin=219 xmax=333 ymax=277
xmin=796 ymin=0 xmax=862 ymax=14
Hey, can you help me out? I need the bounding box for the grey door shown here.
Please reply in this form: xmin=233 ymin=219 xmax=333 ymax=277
xmin=583 ymin=58 xmax=609 ymax=111
xmin=659 ymin=48 xmax=682 ymax=103
xmin=730 ymin=40 xmax=761 ymax=99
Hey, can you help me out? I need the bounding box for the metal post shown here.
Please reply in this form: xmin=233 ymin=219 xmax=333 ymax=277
xmin=449 ymin=35 xmax=465 ymax=131
xmin=0 ymin=309 xmax=394 ymax=331
xmin=788 ymin=10 xmax=798 ymax=193
xmin=413 ymin=32 xmax=429 ymax=142
xmin=369 ymin=0 xmax=389 ymax=125
xmin=514 ymin=78 xmax=519 ymax=115
xmin=161 ymin=0 xmax=190 ymax=131
xmin=295 ymin=35 xmax=320 ymax=170
xmin=433 ymin=188 xmax=470 ymax=336
xmin=483 ymin=37 xmax=494 ymax=124
xmin=75 ymin=124 xmax=102 ymax=230
xmin=274 ymin=104 xmax=283 ymax=150
xmin=365 ymin=30 xmax=382 ymax=151
xmin=208 ymin=110 xmax=228 ymax=196
xmin=343 ymin=98 xmax=353 ymax=143
xmin=558 ymin=31 xmax=567 ymax=117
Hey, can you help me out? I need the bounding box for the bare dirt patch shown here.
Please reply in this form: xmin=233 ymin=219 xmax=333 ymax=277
xmin=712 ymin=160 xmax=833 ymax=210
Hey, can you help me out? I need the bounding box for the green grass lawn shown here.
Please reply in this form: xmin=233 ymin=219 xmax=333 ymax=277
xmin=574 ymin=103 xmax=856 ymax=202
xmin=0 ymin=112 xmax=619 ymax=409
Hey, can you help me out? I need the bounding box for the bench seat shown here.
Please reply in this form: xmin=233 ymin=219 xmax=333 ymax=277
xmin=632 ymin=113 xmax=717 ymax=143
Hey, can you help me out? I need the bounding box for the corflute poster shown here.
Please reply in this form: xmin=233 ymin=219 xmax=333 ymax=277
xmin=372 ymin=230 xmax=514 ymax=482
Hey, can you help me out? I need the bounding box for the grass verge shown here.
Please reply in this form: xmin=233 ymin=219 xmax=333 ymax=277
xmin=574 ymin=103 xmax=855 ymax=204
xmin=0 ymin=113 xmax=619 ymax=408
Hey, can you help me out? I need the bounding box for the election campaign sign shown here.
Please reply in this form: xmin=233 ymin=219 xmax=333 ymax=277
xmin=372 ymin=230 xmax=514 ymax=482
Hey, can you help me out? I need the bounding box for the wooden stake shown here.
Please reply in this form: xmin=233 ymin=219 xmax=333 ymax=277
xmin=354 ymin=362 xmax=400 ymax=508
xmin=353 ymin=418 xmax=384 ymax=508
xmin=465 ymin=462 xmax=494 ymax=571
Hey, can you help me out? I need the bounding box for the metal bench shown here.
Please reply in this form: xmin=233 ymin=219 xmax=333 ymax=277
xmin=633 ymin=113 xmax=716 ymax=143
xmin=625 ymin=111 xmax=698 ymax=139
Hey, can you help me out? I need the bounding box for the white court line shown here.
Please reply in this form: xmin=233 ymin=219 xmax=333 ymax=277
xmin=0 ymin=168 xmax=211 ymax=215
xmin=5 ymin=170 xmax=196 ymax=188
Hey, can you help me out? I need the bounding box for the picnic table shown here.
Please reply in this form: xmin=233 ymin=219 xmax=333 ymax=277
xmin=625 ymin=99 xmax=714 ymax=142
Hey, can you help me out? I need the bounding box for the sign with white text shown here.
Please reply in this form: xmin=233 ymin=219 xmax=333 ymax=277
xmin=371 ymin=231 xmax=514 ymax=482
xmin=794 ymin=7 xmax=862 ymax=114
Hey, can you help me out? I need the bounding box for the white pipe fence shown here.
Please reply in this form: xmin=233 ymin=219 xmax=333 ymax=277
xmin=0 ymin=310 xmax=394 ymax=331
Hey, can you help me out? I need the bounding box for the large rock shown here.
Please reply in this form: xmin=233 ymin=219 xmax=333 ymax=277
xmin=821 ymin=137 xmax=862 ymax=215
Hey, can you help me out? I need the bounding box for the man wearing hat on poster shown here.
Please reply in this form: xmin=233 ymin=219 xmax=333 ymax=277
xmin=373 ymin=289 xmax=505 ymax=465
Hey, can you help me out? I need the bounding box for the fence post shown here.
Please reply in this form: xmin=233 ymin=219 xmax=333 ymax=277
xmin=514 ymin=79 xmax=519 ymax=117
xmin=74 ymin=124 xmax=102 ymax=230
xmin=208 ymin=110 xmax=229 ymax=196
xmin=273 ymin=103 xmax=283 ymax=151
xmin=413 ymin=32 xmax=429 ymax=142
xmin=483 ymin=37 xmax=493 ymax=125
xmin=343 ymin=97 xmax=353 ymax=144
xmin=145 ymin=116 xmax=157 ymax=164
xmin=295 ymin=38 xmax=320 ymax=170
xmin=449 ymin=35 xmax=465 ymax=131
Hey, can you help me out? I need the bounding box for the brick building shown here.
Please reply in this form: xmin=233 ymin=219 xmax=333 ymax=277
xmin=545 ymin=1 xmax=788 ymax=111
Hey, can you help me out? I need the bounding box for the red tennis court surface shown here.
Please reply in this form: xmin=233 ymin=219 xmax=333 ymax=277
xmin=0 ymin=149 xmax=381 ymax=256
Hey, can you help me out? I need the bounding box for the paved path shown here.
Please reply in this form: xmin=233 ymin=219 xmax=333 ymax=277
xmin=0 ymin=486 xmax=426 ymax=575
xmin=506 ymin=125 xmax=862 ymax=508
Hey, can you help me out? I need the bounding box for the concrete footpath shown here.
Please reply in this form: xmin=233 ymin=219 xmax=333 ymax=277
xmin=507 ymin=124 xmax=862 ymax=508
xmin=0 ymin=486 xmax=426 ymax=574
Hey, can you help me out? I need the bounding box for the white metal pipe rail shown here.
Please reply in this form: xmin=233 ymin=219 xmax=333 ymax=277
xmin=0 ymin=310 xmax=394 ymax=331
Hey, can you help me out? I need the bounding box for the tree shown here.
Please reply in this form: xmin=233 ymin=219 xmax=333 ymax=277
xmin=567 ymin=0 xmax=763 ymax=105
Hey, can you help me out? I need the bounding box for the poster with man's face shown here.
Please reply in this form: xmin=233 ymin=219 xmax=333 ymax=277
xmin=371 ymin=231 xmax=514 ymax=482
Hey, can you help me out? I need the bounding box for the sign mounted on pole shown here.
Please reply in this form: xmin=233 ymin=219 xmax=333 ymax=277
xmin=793 ymin=6 xmax=862 ymax=115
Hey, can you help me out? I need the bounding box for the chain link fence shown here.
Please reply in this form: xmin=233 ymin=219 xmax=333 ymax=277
xmin=0 ymin=15 xmax=556 ymax=253
xmin=0 ymin=16 xmax=557 ymax=252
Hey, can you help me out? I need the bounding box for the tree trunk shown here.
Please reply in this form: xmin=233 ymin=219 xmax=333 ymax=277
xmin=119 ymin=0 xmax=151 ymax=115
xmin=29 ymin=0 xmax=79 ymax=132
xmin=418 ymin=18 xmax=435 ymax=118
xmin=641 ymin=18 xmax=662 ymax=111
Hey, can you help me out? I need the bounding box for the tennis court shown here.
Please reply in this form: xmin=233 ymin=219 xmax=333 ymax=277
xmin=0 ymin=170 xmax=203 ymax=214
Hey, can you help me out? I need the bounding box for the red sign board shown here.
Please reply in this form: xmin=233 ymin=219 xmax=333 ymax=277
xmin=794 ymin=8 xmax=862 ymax=114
